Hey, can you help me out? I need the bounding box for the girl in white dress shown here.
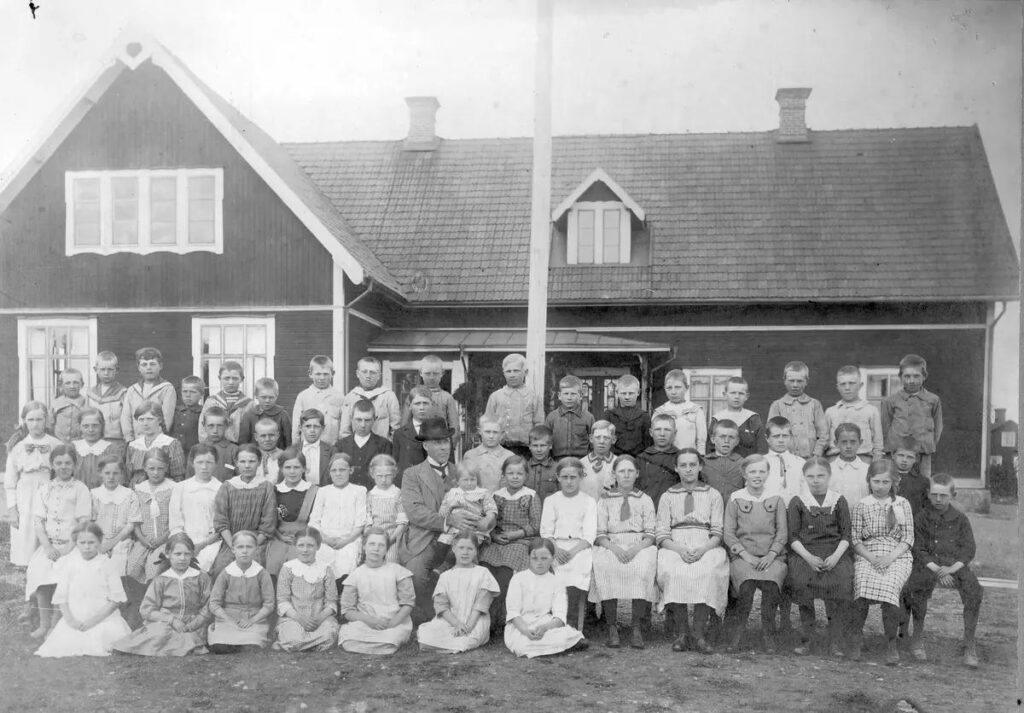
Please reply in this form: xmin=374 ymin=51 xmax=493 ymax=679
xmin=539 ymin=457 xmax=597 ymax=631
xmin=168 ymin=445 xmax=223 ymax=573
xmin=504 ymin=537 xmax=587 ymax=658
xmin=337 ymin=528 xmax=415 ymax=655
xmin=35 ymin=522 xmax=132 ymax=657
xmin=417 ymin=532 xmax=500 ymax=653
xmin=309 ymin=454 xmax=367 ymax=588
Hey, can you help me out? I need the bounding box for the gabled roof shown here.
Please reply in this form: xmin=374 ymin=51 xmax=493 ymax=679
xmin=551 ymin=167 xmax=645 ymax=222
xmin=0 ymin=34 xmax=401 ymax=296
xmin=286 ymin=128 xmax=1019 ymax=304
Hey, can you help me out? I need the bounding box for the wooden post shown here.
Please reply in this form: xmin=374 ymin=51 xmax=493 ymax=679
xmin=525 ymin=0 xmax=553 ymax=397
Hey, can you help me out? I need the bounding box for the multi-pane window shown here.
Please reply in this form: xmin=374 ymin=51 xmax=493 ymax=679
xmin=1000 ymin=431 xmax=1016 ymax=449
xmin=193 ymin=317 xmax=275 ymax=397
xmin=65 ymin=168 xmax=223 ymax=255
xmin=860 ymin=368 xmax=900 ymax=412
xmin=683 ymin=368 xmax=742 ymax=423
xmin=18 ymin=319 xmax=96 ymax=409
xmin=567 ymin=202 xmax=631 ymax=264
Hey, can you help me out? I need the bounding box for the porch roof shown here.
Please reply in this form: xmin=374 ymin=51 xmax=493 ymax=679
xmin=366 ymin=329 xmax=671 ymax=353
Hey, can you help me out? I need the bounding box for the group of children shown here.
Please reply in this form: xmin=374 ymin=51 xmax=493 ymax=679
xmin=4 ymin=347 xmax=978 ymax=666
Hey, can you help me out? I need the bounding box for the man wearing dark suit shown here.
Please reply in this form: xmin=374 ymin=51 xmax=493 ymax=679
xmin=334 ymin=399 xmax=392 ymax=489
xmin=295 ymin=407 xmax=335 ymax=486
xmin=398 ymin=416 xmax=479 ymax=623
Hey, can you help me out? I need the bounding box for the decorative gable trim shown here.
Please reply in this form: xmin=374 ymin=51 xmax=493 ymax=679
xmin=0 ymin=32 xmax=391 ymax=292
xmin=551 ymin=167 xmax=645 ymax=222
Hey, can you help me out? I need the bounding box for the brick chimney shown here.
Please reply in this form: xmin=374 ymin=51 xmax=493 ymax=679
xmin=775 ymin=87 xmax=812 ymax=143
xmin=404 ymin=96 xmax=440 ymax=151
xmin=994 ymin=408 xmax=1007 ymax=425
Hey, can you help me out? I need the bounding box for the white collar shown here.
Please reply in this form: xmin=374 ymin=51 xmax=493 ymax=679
xmin=135 ymin=479 xmax=174 ymax=495
xmin=229 ymin=475 xmax=267 ymax=490
xmin=163 ymin=567 xmax=201 ymax=581
xmin=799 ymin=489 xmax=841 ymax=512
xmin=301 ymin=440 xmax=321 ymax=450
xmin=276 ymin=480 xmax=312 ymax=493
xmin=731 ymin=488 xmax=772 ymax=503
xmin=370 ymin=485 xmax=399 ymax=495
xmin=73 ymin=439 xmax=111 ymax=457
xmin=714 ymin=408 xmax=756 ymax=424
xmin=181 ymin=476 xmax=222 ymax=493
xmin=130 ymin=433 xmax=173 ymax=449
xmin=283 ymin=558 xmax=330 ymax=583
xmin=91 ymin=484 xmax=133 ymax=504
xmin=834 ymin=458 xmax=865 ymax=470
xmin=353 ymin=433 xmax=371 ymax=446
xmin=495 ymin=486 xmax=536 ymax=500
xmin=225 ymin=560 xmax=264 ymax=578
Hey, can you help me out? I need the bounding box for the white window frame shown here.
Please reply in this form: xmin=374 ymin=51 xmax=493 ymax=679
xmin=191 ymin=316 xmax=275 ymax=397
xmin=567 ymin=201 xmax=631 ymax=265
xmin=65 ymin=168 xmax=224 ymax=256
xmin=17 ymin=317 xmax=98 ymax=409
xmin=859 ymin=366 xmax=900 ymax=407
xmin=1001 ymin=431 xmax=1017 ymax=449
xmin=682 ymin=367 xmax=742 ymax=423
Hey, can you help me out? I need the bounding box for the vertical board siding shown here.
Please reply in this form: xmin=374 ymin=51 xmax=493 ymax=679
xmin=98 ymin=313 xmax=193 ymax=394
xmin=275 ymin=311 xmax=333 ymax=408
xmin=0 ymin=316 xmax=20 ymax=449
xmin=0 ymin=61 xmax=332 ymax=309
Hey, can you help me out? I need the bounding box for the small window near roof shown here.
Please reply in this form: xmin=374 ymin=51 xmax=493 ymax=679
xmin=65 ymin=168 xmax=223 ymax=256
xmin=567 ymin=201 xmax=630 ymax=265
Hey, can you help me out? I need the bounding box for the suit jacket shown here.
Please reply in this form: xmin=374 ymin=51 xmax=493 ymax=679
xmin=334 ymin=433 xmax=392 ymax=489
xmin=397 ymin=459 xmax=454 ymax=562
xmin=392 ymin=423 xmax=426 ymax=482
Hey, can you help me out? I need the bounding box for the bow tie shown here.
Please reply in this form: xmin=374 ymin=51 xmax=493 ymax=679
xmin=25 ymin=444 xmax=50 ymax=454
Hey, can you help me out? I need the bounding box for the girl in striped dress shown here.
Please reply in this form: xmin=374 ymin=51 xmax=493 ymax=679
xmin=112 ymin=533 xmax=213 ymax=656
xmin=786 ymin=457 xmax=853 ymax=657
xmin=365 ymin=454 xmax=407 ymax=563
xmin=127 ymin=449 xmax=176 ymax=584
xmin=126 ymin=402 xmax=186 ymax=485
xmin=72 ymin=409 xmax=120 ymax=489
xmin=275 ymin=527 xmax=339 ymax=652
xmin=723 ymin=454 xmax=788 ymax=653
xmin=591 ymin=455 xmax=658 ymax=649
xmin=91 ymin=456 xmax=141 ymax=579
xmin=479 ymin=456 xmax=541 ymax=629
xmin=656 ymin=448 xmax=730 ymax=654
xmin=209 ymin=444 xmax=278 ymax=580
xmin=850 ymin=459 xmax=914 ymax=665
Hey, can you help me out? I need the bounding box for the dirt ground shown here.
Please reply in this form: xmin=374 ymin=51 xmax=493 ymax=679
xmin=0 ymin=509 xmax=1018 ymax=713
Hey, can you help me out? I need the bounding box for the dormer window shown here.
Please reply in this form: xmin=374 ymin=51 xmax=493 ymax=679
xmin=65 ymin=168 xmax=223 ymax=256
xmin=553 ymin=168 xmax=644 ymax=267
xmin=567 ymin=202 xmax=631 ymax=264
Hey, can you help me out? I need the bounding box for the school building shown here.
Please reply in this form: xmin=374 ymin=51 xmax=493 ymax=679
xmin=0 ymin=35 xmax=1017 ymax=500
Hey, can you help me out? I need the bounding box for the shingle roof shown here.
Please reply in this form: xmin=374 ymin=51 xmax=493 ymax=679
xmin=284 ymin=128 xmax=1019 ymax=304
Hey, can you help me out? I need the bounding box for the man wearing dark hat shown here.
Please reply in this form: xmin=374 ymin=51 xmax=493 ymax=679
xmin=398 ymin=416 xmax=479 ymax=623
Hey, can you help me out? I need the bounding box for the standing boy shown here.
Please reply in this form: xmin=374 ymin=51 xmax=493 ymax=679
xmin=652 ymin=369 xmax=706 ymax=454
xmin=767 ymin=361 xmax=829 ymax=459
xmin=169 ymin=376 xmax=206 ymax=455
xmin=601 ymin=374 xmax=650 ymax=457
xmin=200 ymin=406 xmax=237 ymax=482
xmin=824 ymin=366 xmax=883 ymax=462
xmin=197 ymin=361 xmax=253 ymax=444
xmin=296 ymin=408 xmax=334 ymax=486
xmin=462 ymin=415 xmax=515 ymax=493
xmin=636 ymin=413 xmax=681 ymax=507
xmin=419 ymin=354 xmax=460 ymax=443
xmin=545 ymin=374 xmax=593 ymax=460
xmin=484 ymin=353 xmax=545 ymax=460
xmin=881 ymin=354 xmax=943 ymax=477
xmin=902 ymin=473 xmax=983 ymax=668
xmin=48 ymin=368 xmax=86 ymax=441
xmin=702 ymin=419 xmax=745 ymax=502
xmin=763 ymin=416 xmax=806 ymax=502
xmin=334 ymin=399 xmax=392 ymax=489
xmin=707 ymin=377 xmax=764 ymax=457
xmin=122 ymin=347 xmax=177 ymax=441
xmin=253 ymin=418 xmax=284 ymax=483
xmin=291 ymin=355 xmax=343 ymax=445
xmin=238 ymin=377 xmax=291 ymax=450
xmin=338 ymin=357 xmax=402 ymax=440
xmin=580 ymin=420 xmax=616 ymax=500
xmin=525 ymin=424 xmax=558 ymax=502
xmin=87 ymin=351 xmax=128 ymax=457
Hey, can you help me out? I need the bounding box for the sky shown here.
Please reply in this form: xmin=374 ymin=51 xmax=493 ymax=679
xmin=1 ymin=0 xmax=1020 ymax=418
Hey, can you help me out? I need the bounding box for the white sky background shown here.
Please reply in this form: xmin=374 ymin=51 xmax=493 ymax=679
xmin=0 ymin=0 xmax=1020 ymax=418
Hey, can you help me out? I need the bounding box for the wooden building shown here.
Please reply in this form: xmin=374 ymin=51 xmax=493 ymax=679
xmin=0 ymin=36 xmax=1017 ymax=496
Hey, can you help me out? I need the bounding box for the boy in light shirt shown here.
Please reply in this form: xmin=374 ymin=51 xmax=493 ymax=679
xmin=882 ymin=354 xmax=943 ymax=477
xmin=338 ymin=357 xmax=402 ymax=440
xmin=253 ymin=418 xmax=284 ymax=483
xmin=48 ymin=368 xmax=86 ymax=441
xmin=762 ymin=416 xmax=806 ymax=503
xmin=291 ymin=355 xmax=343 ymax=445
xmin=121 ymin=347 xmax=177 ymax=441
xmin=767 ymin=361 xmax=829 ymax=459
xmin=87 ymin=351 xmax=128 ymax=457
xmin=419 ymin=354 xmax=460 ymax=443
xmin=580 ymin=420 xmax=616 ymax=500
xmin=462 ymin=415 xmax=515 ymax=493
xmin=825 ymin=366 xmax=883 ymax=461
xmin=484 ymin=353 xmax=545 ymax=460
xmin=827 ymin=423 xmax=870 ymax=505
xmin=652 ymin=369 xmax=706 ymax=454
